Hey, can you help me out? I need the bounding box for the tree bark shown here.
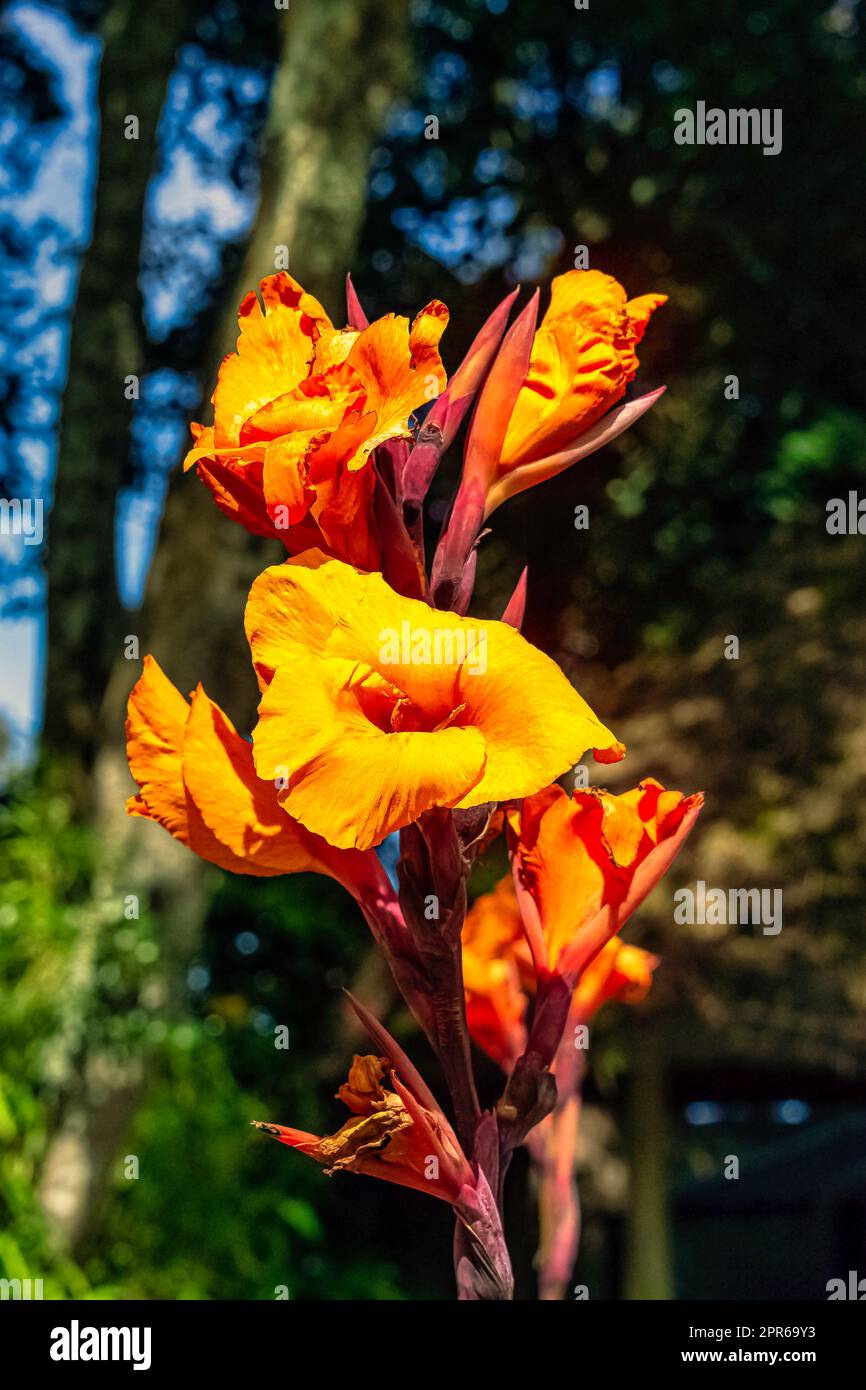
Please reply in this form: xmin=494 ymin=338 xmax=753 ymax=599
xmin=99 ymin=0 xmax=412 ymax=745
xmin=623 ymin=1022 xmax=675 ymax=1299
xmin=38 ymin=0 xmax=411 ymax=1253
xmin=43 ymin=0 xmax=204 ymax=780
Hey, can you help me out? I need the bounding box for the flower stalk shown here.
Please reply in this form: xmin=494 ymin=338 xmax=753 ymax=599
xmin=398 ymin=810 xmax=480 ymax=1152
xmin=123 ymin=261 xmax=697 ymax=1301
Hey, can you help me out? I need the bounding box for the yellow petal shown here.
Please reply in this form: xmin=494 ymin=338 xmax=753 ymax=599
xmin=245 ymin=550 xmax=372 ymax=690
xmin=126 ymin=655 xmax=195 ymax=845
xmin=126 ymin=655 xmax=367 ymax=882
xmin=251 ymin=645 xmax=487 ymax=849
xmin=345 ymin=303 xmax=449 ymax=467
xmin=182 ymin=684 xmax=336 ymax=875
xmin=241 ymin=361 xmax=363 ymax=444
xmin=500 ymin=319 xmax=622 ymax=468
xmin=453 ymin=621 xmax=622 ymax=804
xmin=211 ymin=273 xmax=332 ymax=447
xmin=245 ymin=556 xmax=623 ymax=847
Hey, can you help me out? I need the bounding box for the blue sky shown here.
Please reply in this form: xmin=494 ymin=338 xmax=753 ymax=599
xmin=0 ymin=2 xmax=97 ymax=767
xmin=0 ymin=2 xmax=264 ymax=768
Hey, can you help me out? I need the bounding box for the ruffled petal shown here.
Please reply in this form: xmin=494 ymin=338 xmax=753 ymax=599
xmin=496 ymin=269 xmax=666 ymax=480
xmin=211 ymin=273 xmax=332 ymax=448
xmin=510 ymin=780 xmax=701 ymax=975
xmin=345 ymin=303 xmax=449 ymax=466
xmin=126 ymin=656 xmax=387 ymax=890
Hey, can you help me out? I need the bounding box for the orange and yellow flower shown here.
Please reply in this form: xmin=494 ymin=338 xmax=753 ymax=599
xmin=461 ymin=876 xmax=530 ymax=1071
xmin=571 ymin=935 xmax=657 ymax=1023
xmin=508 ymin=778 xmax=702 ymax=986
xmin=462 ymin=872 xmax=658 ymax=1071
xmin=253 ymin=1052 xmax=474 ymax=1204
xmin=125 ymin=654 xmax=390 ymax=903
xmin=183 ymin=272 xmax=448 ymax=569
xmin=464 ymin=269 xmax=666 ymax=518
xmin=245 ymin=551 xmax=625 ymax=851
xmin=462 ymin=852 xmax=663 ymax=1301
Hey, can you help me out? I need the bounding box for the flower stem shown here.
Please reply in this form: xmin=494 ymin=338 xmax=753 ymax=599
xmin=429 ymin=944 xmax=481 ymax=1154
xmin=397 ymin=811 xmax=481 ymax=1152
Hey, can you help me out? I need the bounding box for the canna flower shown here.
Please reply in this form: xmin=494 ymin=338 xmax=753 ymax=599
xmin=125 ymin=654 xmax=391 ymax=904
xmin=571 ymin=936 xmax=657 ymax=1024
xmin=253 ymin=1052 xmax=475 ymax=1203
xmin=462 ymin=875 xmax=530 ymax=1071
xmin=508 ymin=778 xmax=702 ymax=989
xmin=462 ymin=875 xmax=657 ymax=1071
xmin=183 ymin=272 xmax=448 ymax=570
xmin=246 ymin=551 xmax=625 ymax=852
xmin=463 ymin=269 xmax=666 ymax=519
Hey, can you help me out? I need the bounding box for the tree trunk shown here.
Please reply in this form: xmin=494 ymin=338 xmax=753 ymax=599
xmin=43 ymin=0 xmax=204 ymax=781
xmin=96 ymin=0 xmax=412 ymax=749
xmin=623 ymin=1022 xmax=675 ymax=1299
xmin=38 ymin=0 xmax=411 ymax=1253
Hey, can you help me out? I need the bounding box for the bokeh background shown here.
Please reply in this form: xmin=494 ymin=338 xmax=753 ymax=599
xmin=2 ymin=0 xmax=865 ymax=1300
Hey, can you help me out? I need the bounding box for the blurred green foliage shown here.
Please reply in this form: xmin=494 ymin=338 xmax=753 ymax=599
xmin=0 ymin=779 xmax=117 ymax=1296
xmin=0 ymin=779 xmax=449 ymax=1298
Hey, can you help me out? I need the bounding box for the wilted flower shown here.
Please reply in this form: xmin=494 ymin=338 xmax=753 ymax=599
xmin=253 ymin=1052 xmax=474 ymax=1203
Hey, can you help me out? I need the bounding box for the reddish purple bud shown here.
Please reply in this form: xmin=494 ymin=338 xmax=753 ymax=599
xmin=462 ymin=289 xmax=539 ymax=498
xmin=500 ymin=566 xmax=528 ymax=630
xmin=401 ymin=287 xmax=519 ymax=517
xmin=435 ymin=285 xmax=520 ymax=449
xmin=451 ymin=548 xmax=478 ymax=616
xmin=429 ymin=477 xmax=486 ymax=610
xmin=345 ymin=272 xmax=369 ymax=330
xmin=373 ymin=466 xmax=426 ymax=600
